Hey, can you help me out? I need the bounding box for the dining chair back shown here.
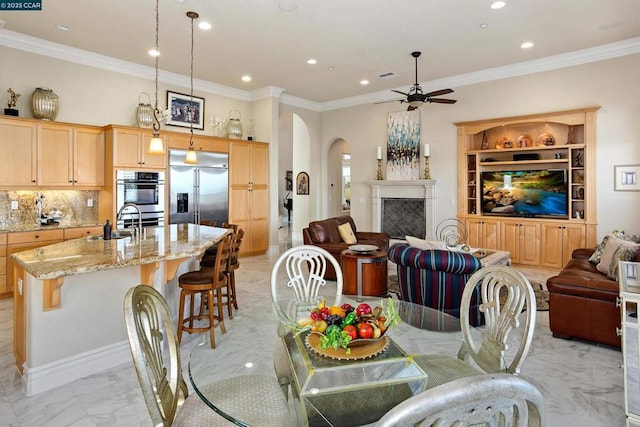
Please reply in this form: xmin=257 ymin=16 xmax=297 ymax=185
xmin=123 ymin=285 xmax=224 ymax=426
xmin=270 ymin=245 xmax=343 ymax=327
xmin=459 ymin=266 xmax=536 ymax=374
xmin=376 ymin=373 xmax=545 ymax=426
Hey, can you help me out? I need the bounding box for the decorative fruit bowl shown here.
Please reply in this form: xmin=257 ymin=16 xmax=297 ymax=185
xmin=293 ymin=298 xmax=401 ymax=359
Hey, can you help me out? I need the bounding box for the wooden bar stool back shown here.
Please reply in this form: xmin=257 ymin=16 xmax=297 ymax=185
xmin=177 ymin=234 xmax=233 ymax=348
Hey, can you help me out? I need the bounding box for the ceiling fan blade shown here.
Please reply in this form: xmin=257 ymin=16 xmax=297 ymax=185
xmin=424 ymin=88 xmax=454 ymax=97
xmin=391 ymin=89 xmax=409 ymax=96
xmin=374 ymin=99 xmax=403 ymax=105
xmin=428 ymin=98 xmax=457 ymax=104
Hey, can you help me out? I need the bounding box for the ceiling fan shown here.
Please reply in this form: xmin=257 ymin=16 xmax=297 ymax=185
xmin=384 ymin=51 xmax=457 ymax=111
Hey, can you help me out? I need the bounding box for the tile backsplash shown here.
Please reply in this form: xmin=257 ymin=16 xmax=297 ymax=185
xmin=0 ymin=190 xmax=99 ymax=228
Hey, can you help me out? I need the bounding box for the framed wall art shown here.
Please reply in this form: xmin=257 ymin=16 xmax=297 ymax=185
xmin=386 ymin=110 xmax=421 ymax=180
xmin=614 ymin=164 xmax=640 ymax=191
xmin=166 ymin=91 xmax=205 ymax=130
xmin=296 ymin=172 xmax=309 ymax=195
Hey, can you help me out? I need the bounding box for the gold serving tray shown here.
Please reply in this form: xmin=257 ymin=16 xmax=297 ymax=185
xmin=305 ymin=332 xmax=389 ymax=361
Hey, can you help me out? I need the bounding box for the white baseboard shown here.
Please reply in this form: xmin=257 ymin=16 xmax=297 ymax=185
xmin=22 ymin=340 xmax=132 ymax=396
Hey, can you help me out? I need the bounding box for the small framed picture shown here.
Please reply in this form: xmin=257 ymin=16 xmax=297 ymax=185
xmin=296 ymin=172 xmax=309 ymax=195
xmin=614 ymin=164 xmax=640 ymax=191
xmin=166 ymin=91 xmax=205 ymax=130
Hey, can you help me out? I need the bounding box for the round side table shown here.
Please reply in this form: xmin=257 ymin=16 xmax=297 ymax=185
xmin=341 ymin=249 xmax=388 ymax=301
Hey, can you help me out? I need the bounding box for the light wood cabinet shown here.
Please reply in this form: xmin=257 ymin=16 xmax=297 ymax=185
xmin=229 ymin=140 xmax=269 ymax=255
xmin=37 ymin=123 xmax=104 ymax=187
xmin=539 ymin=222 xmax=586 ymax=269
xmin=501 ymin=220 xmax=540 ymax=265
xmin=0 ymin=118 xmax=37 ymax=187
xmin=63 ymin=226 xmax=103 ymax=240
xmin=0 ymin=117 xmax=103 ymax=188
xmin=456 ymin=107 xmax=598 ymax=269
xmin=466 ymin=218 xmax=500 ymax=250
xmin=107 ymin=126 xmax=166 ymax=169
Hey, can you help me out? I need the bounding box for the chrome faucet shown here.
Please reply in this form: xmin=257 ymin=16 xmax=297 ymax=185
xmin=117 ymin=203 xmax=143 ymax=238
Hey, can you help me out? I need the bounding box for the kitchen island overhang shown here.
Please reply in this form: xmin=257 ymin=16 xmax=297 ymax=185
xmin=11 ymin=224 xmax=230 ymax=396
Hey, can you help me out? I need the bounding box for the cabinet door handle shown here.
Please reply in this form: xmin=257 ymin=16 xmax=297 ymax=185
xmin=616 ymin=327 xmax=622 ymax=337
xmin=32 ymin=180 xmax=36 ymax=183
xmin=616 ymin=297 xmax=622 ymax=307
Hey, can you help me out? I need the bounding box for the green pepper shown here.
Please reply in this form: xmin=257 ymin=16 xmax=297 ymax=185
xmin=340 ymin=312 xmax=357 ymax=328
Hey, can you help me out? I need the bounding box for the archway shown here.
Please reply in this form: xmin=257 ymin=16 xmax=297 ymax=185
xmin=327 ymin=138 xmax=351 ymax=218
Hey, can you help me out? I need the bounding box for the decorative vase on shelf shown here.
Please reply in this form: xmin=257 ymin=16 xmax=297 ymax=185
xmin=136 ymin=92 xmax=154 ymax=128
xmin=31 ymin=87 xmax=59 ymax=120
xmin=225 ymin=110 xmax=243 ymax=139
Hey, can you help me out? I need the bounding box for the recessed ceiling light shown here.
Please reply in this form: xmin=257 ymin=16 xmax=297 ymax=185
xmin=360 ymin=80 xmax=369 ymax=85
xmin=148 ymin=49 xmax=160 ymax=57
xmin=480 ymin=23 xmax=488 ymax=28
xmin=307 ymin=59 xmax=317 ymax=65
xmin=328 ymin=66 xmax=335 ymax=71
xmin=244 ymin=362 xmax=253 ymax=368
xmin=278 ymin=2 xmax=297 ymax=12
xmin=56 ymin=24 xmax=71 ymax=31
xmin=491 ymin=1 xmax=506 ymax=9
xmin=241 ymin=75 xmax=252 ymax=82
xmin=198 ymin=21 xmax=211 ymax=30
xmin=521 ymin=41 xmax=534 ymax=49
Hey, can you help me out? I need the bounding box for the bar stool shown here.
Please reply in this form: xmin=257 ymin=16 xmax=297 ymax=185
xmin=201 ymin=223 xmax=238 ymax=261
xmin=177 ymin=234 xmax=232 ymax=348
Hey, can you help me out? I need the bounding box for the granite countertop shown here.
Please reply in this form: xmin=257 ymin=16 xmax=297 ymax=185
xmin=11 ymin=224 xmax=230 ymax=279
xmin=0 ymin=222 xmax=103 ymax=233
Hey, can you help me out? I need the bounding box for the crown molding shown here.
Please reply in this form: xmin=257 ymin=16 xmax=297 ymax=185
xmin=320 ymin=36 xmax=640 ymax=112
xmin=2 ymin=29 xmax=639 ymax=112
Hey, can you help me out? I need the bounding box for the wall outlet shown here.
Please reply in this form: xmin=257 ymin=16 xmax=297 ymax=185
xmin=87 ymin=199 xmax=94 ymax=207
xmin=450 ymin=198 xmax=456 ymax=207
xmin=10 ymin=201 xmax=18 ymax=210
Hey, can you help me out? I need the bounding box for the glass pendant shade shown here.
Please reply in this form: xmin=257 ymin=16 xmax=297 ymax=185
xmin=148 ymin=135 xmax=164 ymax=154
xmin=184 ymin=148 xmax=198 ymax=164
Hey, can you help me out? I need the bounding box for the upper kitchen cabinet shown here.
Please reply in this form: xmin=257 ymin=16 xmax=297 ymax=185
xmin=228 ymin=140 xmax=269 ymax=255
xmin=37 ymin=123 xmax=104 ymax=187
xmin=105 ymin=125 xmax=166 ymax=170
xmin=0 ymin=118 xmax=37 ymax=187
xmin=0 ymin=117 xmax=103 ymax=188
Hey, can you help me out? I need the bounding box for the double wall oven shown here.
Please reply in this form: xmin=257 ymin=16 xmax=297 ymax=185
xmin=115 ymin=170 xmax=165 ymax=229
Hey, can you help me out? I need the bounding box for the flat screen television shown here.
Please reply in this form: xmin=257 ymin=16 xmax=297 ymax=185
xmin=480 ymin=169 xmax=568 ymax=218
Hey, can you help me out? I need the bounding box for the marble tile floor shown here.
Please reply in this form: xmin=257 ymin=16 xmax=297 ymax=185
xmin=0 ymin=253 xmax=627 ymax=426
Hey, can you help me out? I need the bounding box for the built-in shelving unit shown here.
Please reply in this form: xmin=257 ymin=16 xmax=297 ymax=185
xmin=456 ymin=107 xmax=599 ymax=269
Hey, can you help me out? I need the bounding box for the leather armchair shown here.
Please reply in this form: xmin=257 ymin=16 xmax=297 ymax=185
xmin=302 ymin=215 xmax=390 ymax=280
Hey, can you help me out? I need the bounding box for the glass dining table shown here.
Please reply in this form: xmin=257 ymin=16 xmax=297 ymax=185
xmin=188 ymin=295 xmax=484 ymax=427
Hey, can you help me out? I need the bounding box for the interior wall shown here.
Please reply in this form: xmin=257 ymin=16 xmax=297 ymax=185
xmin=278 ymin=113 xmax=294 ymax=226
xmin=320 ymin=53 xmax=640 ymax=239
xmin=291 ymin=114 xmax=312 ymax=245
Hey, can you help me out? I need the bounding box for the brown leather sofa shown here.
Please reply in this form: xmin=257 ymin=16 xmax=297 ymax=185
xmin=546 ymin=248 xmax=640 ymax=348
xmin=302 ymin=215 xmax=390 ymax=280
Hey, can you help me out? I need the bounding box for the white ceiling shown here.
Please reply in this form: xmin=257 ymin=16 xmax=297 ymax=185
xmin=1 ymin=0 xmax=640 ymax=107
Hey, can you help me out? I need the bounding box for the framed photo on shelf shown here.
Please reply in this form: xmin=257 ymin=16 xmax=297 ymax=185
xmin=166 ymin=91 xmax=205 ymax=130
xmin=614 ymin=164 xmax=640 ymax=191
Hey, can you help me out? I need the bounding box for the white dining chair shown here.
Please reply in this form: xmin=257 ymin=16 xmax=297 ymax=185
xmin=124 ymin=285 xmax=292 ymax=426
xmin=375 ymin=373 xmax=545 ymax=427
xmin=270 ymin=245 xmax=343 ymax=399
xmin=413 ymin=266 xmax=536 ymax=390
xmin=270 ymin=244 xmax=343 ymax=328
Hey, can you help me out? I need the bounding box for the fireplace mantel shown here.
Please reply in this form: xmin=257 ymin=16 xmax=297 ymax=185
xmin=369 ymin=180 xmax=439 ymax=239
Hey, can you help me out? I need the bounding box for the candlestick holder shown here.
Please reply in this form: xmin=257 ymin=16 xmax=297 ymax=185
xmin=376 ymin=159 xmax=383 ymax=180
xmin=423 ymin=155 xmax=431 ymax=180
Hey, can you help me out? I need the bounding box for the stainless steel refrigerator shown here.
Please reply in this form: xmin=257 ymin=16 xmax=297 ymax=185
xmin=169 ymin=150 xmax=229 ymax=225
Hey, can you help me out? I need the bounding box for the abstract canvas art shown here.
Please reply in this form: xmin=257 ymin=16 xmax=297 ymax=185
xmin=386 ymin=110 xmax=421 ymax=180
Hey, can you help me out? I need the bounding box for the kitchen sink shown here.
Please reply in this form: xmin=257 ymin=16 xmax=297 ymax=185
xmin=87 ymin=231 xmax=133 ymax=241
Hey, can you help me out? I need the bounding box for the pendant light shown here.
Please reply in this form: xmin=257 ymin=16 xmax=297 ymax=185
xmin=148 ymin=0 xmax=164 ymax=155
xmin=184 ymin=11 xmax=199 ymax=165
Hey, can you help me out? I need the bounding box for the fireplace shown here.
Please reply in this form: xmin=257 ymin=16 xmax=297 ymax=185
xmin=370 ymin=180 xmax=438 ymax=239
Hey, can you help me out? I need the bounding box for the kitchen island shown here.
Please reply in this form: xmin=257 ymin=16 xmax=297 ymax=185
xmin=11 ymin=223 xmax=230 ymax=396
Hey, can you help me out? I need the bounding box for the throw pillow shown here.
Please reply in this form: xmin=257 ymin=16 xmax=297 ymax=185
xmin=588 ymin=234 xmax=611 ymax=264
xmin=405 ymin=236 xmax=447 ymax=251
xmin=596 ymin=236 xmax=640 ymax=280
xmin=338 ymin=222 xmax=357 ymax=244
